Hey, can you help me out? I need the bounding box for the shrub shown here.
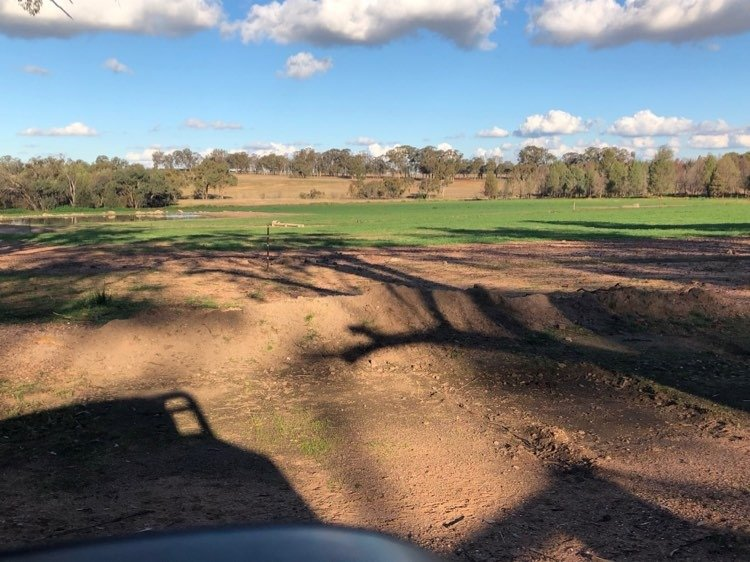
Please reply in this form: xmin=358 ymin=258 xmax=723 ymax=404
xmin=299 ymin=188 xmax=325 ymax=199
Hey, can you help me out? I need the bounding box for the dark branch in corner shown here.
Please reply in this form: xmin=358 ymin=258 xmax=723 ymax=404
xmin=19 ymin=0 xmax=73 ymax=19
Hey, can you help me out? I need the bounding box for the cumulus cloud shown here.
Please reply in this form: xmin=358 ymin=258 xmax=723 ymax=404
xmin=19 ymin=121 xmax=98 ymax=137
xmin=608 ymin=110 xmax=693 ymax=137
xmin=695 ymin=119 xmax=731 ymax=134
xmin=103 ymin=58 xmax=132 ymax=74
xmin=623 ymin=136 xmax=656 ymax=149
xmin=244 ymin=142 xmax=300 ymax=156
xmin=477 ymin=126 xmax=510 ymax=138
xmin=436 ymin=142 xmax=454 ymax=151
xmin=475 ymin=147 xmax=504 ymax=160
xmin=368 ymin=143 xmax=400 ymax=157
xmin=280 ymin=51 xmax=333 ymax=79
xmin=529 ymin=0 xmax=750 ymax=48
xmin=22 ymin=64 xmax=49 ymax=75
xmin=689 ymin=134 xmax=730 ymax=149
xmin=516 ymin=110 xmax=588 ymax=137
xmin=223 ymin=0 xmax=502 ymax=49
xmin=185 ymin=118 xmax=243 ymax=130
xmin=125 ymin=146 xmax=175 ymax=166
xmin=0 ymin=0 xmax=223 ymax=38
xmin=690 ymin=133 xmax=750 ymax=149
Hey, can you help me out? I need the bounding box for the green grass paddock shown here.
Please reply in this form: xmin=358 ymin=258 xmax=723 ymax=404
xmin=2 ymin=198 xmax=748 ymax=250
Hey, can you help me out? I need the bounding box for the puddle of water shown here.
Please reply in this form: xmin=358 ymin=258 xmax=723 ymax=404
xmin=0 ymin=213 xmax=204 ymax=227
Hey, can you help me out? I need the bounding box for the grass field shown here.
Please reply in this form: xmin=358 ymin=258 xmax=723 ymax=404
xmin=2 ymin=198 xmax=748 ymax=250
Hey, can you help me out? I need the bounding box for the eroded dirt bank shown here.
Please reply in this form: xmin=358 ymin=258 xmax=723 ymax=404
xmin=1 ymin=240 xmax=749 ymax=561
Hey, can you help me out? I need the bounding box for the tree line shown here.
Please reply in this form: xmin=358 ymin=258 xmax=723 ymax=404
xmin=0 ymin=153 xmax=235 ymax=211
xmin=1 ymin=144 xmax=748 ymax=210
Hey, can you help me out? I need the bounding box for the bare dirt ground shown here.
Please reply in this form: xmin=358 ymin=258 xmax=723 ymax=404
xmin=178 ymin=174 xmax=486 ymax=205
xmin=1 ymin=238 xmax=749 ymax=561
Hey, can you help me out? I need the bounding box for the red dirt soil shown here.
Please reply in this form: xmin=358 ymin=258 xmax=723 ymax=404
xmin=0 ymin=238 xmax=748 ymax=561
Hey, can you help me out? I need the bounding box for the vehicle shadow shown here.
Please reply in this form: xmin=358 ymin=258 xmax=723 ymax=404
xmin=0 ymin=392 xmax=315 ymax=549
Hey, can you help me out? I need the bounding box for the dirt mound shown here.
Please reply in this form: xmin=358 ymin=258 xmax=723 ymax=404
xmin=500 ymin=293 xmax=574 ymax=332
xmin=592 ymin=285 xmax=747 ymax=321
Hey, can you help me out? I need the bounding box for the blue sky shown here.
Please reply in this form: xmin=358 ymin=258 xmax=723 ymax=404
xmin=1 ymin=0 xmax=749 ymax=164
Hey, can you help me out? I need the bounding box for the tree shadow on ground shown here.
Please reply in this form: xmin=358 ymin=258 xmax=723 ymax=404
xmin=458 ymin=463 xmax=750 ymax=561
xmin=321 ymin=283 xmax=749 ymax=412
xmin=0 ymin=392 xmax=315 ymax=549
xmin=528 ymin=220 xmax=750 ymax=234
xmin=309 ymin=283 xmax=750 ymax=560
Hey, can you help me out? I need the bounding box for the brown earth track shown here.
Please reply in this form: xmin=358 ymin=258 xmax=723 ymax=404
xmin=0 ymin=239 xmax=749 ymax=561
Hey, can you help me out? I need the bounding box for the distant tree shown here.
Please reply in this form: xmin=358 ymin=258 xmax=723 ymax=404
xmin=484 ymin=167 xmax=499 ymax=198
xmin=518 ymin=146 xmax=556 ymax=167
xmin=583 ymin=162 xmax=605 ymax=198
xmin=543 ymin=161 xmax=568 ymax=197
xmin=626 ymin=160 xmax=649 ymax=197
xmin=290 ymin=148 xmax=317 ymax=178
xmin=173 ymin=148 xmax=202 ymax=171
xmin=648 ymin=147 xmax=676 ymax=196
xmin=192 ymin=159 xmax=237 ymax=200
xmin=227 ymin=152 xmax=253 ymax=173
xmin=709 ymin=154 xmax=742 ymax=197
xmin=702 ymin=154 xmax=718 ymax=192
xmin=152 ymin=150 xmax=166 ymax=170
xmin=600 ymin=148 xmax=629 ymax=196
xmin=62 ymin=159 xmax=89 ymax=207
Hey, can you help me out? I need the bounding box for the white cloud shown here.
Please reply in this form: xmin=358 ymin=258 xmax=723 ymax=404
xmin=624 ymin=136 xmax=656 ymax=149
xmin=104 ymin=58 xmax=132 ymax=74
xmin=475 ymin=147 xmax=504 ymax=160
xmin=695 ymin=119 xmax=731 ymax=134
xmin=690 ymin=133 xmax=750 ymax=150
xmin=125 ymin=146 xmax=174 ymax=166
xmin=280 ymin=51 xmax=332 ymax=79
xmin=477 ymin=126 xmax=510 ymax=138
xmin=22 ymin=64 xmax=49 ymax=75
xmin=368 ymin=143 xmax=399 ymax=157
xmin=517 ymin=109 xmax=588 ymax=136
xmin=19 ymin=121 xmax=98 ymax=137
xmin=529 ymin=0 xmax=750 ymax=47
xmin=223 ymin=0 xmax=502 ymax=49
xmin=689 ymin=134 xmax=730 ymax=149
xmin=244 ymin=142 xmax=300 ymax=156
xmin=1 ymin=0 xmax=224 ymax=38
xmin=185 ymin=118 xmax=243 ymax=130
xmin=608 ymin=110 xmax=693 ymax=137
xmin=348 ymin=136 xmax=379 ymax=146
xmin=436 ymin=142 xmax=454 ymax=151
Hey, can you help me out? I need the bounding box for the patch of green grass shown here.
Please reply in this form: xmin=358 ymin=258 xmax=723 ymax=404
xmin=54 ymin=289 xmax=151 ymax=324
xmin=249 ymin=289 xmax=266 ymax=301
xmin=0 ymin=380 xmax=42 ymax=418
xmin=130 ymin=283 xmax=165 ymax=292
xmin=301 ymin=313 xmax=319 ymax=346
xmin=3 ymin=198 xmax=748 ymax=250
xmin=186 ymin=296 xmax=220 ymax=309
xmin=248 ymin=410 xmax=334 ymax=459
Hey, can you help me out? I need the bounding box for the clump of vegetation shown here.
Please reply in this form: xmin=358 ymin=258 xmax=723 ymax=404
xmin=249 ymin=410 xmax=334 ymax=459
xmin=186 ymin=296 xmax=220 ymax=309
xmin=349 ymin=177 xmax=413 ymax=199
xmin=299 ymin=188 xmax=325 ymax=199
xmin=484 ymin=168 xmax=500 ymax=199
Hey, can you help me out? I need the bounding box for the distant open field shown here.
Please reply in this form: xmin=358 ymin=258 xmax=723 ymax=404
xmin=179 ymin=174 xmax=487 ymax=205
xmin=2 ymin=198 xmax=748 ymax=250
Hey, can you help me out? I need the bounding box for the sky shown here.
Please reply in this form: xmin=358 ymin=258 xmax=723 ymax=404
xmin=1 ymin=0 xmax=749 ymax=165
